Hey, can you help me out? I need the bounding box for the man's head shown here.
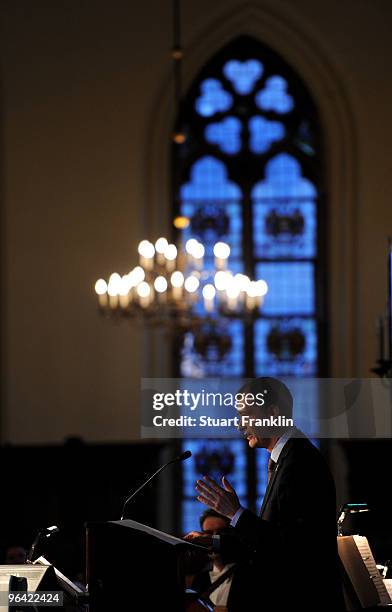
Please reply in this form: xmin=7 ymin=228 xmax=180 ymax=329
xmin=199 ymin=508 xmax=230 ymax=535
xmin=236 ymin=376 xmax=293 ymax=449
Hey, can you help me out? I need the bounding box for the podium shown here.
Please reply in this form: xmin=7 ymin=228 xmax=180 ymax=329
xmin=86 ymin=519 xmax=202 ymax=612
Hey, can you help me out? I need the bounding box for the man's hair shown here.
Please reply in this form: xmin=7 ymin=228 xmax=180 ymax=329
xmin=199 ymin=508 xmax=230 ymax=530
xmin=238 ymin=376 xmax=293 ymax=418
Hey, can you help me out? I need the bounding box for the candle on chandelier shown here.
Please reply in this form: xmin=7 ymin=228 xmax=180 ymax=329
xmin=154 ymin=275 xmax=168 ymax=303
xmin=138 ymin=240 xmax=155 ymax=271
xmin=185 ymin=239 xmax=198 ymax=267
xmin=95 ymin=279 xmax=108 ymax=308
xmin=255 ymin=279 xmax=268 ymax=307
xmin=130 ymin=266 xmax=145 ymax=285
xmin=155 ymin=237 xmax=169 ymax=266
xmin=226 ymin=281 xmax=240 ymax=311
xmin=213 ymin=242 xmax=230 ymax=270
xmin=164 ymin=244 xmax=177 ymax=272
xmin=171 ymin=270 xmax=184 ymax=300
xmin=246 ymin=281 xmax=258 ymax=310
xmin=203 ymin=283 xmax=216 ymax=312
xmin=214 ymin=270 xmax=231 ymax=306
xmin=184 ymin=274 xmax=199 ymax=303
xmin=192 ymin=242 xmax=205 ymax=270
xmin=118 ymin=275 xmax=131 ymax=308
xmin=137 ymin=281 xmax=152 ymax=308
xmin=107 ymin=273 xmax=122 ymax=309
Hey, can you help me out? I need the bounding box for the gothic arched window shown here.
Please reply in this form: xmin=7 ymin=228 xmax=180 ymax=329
xmin=173 ymin=36 xmax=326 ymax=532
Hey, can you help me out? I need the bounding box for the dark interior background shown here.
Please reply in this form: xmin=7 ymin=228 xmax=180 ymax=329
xmin=1 ymin=438 xmax=391 ymax=582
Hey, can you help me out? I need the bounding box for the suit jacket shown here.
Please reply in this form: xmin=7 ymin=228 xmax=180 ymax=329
xmin=221 ymin=435 xmax=345 ymax=612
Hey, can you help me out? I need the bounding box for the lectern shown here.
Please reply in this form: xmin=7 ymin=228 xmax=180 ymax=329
xmin=86 ymin=519 xmax=202 ymax=612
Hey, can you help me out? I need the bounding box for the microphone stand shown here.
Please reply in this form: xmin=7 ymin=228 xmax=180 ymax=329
xmin=120 ymin=451 xmax=191 ymax=520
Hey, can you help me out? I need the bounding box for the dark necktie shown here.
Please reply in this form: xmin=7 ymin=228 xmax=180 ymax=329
xmin=268 ymin=457 xmax=276 ymax=483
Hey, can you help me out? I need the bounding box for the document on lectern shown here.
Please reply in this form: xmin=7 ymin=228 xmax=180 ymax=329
xmin=111 ymin=519 xmax=207 ymax=549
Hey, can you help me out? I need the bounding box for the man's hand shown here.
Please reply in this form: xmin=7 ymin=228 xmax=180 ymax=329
xmin=183 ymin=531 xmax=213 ymax=548
xmin=195 ymin=475 xmax=241 ymax=519
xmin=183 ymin=530 xmax=204 ymax=541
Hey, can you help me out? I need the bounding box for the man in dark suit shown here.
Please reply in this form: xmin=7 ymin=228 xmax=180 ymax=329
xmin=194 ymin=377 xmax=344 ymax=611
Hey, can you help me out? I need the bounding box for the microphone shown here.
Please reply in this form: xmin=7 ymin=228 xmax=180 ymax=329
xmin=120 ymin=450 xmax=192 ymax=520
xmin=27 ymin=525 xmax=60 ymax=563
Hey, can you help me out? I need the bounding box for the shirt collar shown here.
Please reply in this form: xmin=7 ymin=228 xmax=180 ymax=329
xmin=270 ymin=427 xmax=296 ymax=463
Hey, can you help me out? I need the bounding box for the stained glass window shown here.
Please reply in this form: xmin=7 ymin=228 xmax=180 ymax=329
xmin=253 ymin=200 xmax=316 ymax=259
xmin=180 ymin=156 xmax=243 ymax=260
xmin=173 ymin=36 xmax=325 ymax=532
xmin=254 ymin=318 xmax=318 ymax=376
xmin=223 ymin=59 xmax=263 ymax=94
xmin=205 ymin=117 xmax=242 ymax=155
xmin=249 ymin=116 xmax=285 ymax=154
xmin=256 ymin=262 xmax=315 ymax=316
xmin=195 ymin=79 xmax=233 ymax=117
xmin=255 ymin=75 xmax=294 ymax=113
xmin=182 ymin=439 xmax=248 ymax=533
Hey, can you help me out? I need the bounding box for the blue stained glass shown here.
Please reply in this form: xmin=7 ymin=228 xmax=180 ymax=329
xmin=282 ymin=378 xmax=322 ymax=437
xmin=256 ymin=262 xmax=315 ymax=315
xmin=180 ymin=201 xmax=242 ymax=260
xmin=180 ymin=156 xmax=243 ymax=259
xmin=249 ymin=116 xmax=285 ymax=153
xmin=253 ymin=200 xmax=316 ymax=258
xmin=180 ymin=320 xmax=245 ymax=378
xmin=181 ymin=156 xmax=242 ymax=201
xmin=195 ymin=79 xmax=233 ymax=117
xmin=223 ymin=59 xmax=263 ymax=94
xmin=252 ymin=153 xmax=316 ymax=200
xmin=254 ymin=318 xmax=318 ymax=377
xmin=256 ymin=448 xmax=269 ymax=509
xmin=255 ymin=76 xmax=294 ymax=114
xmin=181 ymin=438 xmax=248 ymax=534
xmin=205 ymin=117 xmax=241 ymax=154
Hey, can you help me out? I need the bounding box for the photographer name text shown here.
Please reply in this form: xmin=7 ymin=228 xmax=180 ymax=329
xmin=151 ymin=415 xmax=293 ymax=428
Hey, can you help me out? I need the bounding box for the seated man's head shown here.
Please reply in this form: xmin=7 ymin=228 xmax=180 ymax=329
xmin=200 ymin=508 xmax=230 ymax=535
xmin=236 ymin=376 xmax=293 ymax=449
xmin=200 ymin=509 xmax=230 ymax=569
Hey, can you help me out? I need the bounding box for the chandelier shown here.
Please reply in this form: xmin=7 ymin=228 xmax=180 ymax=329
xmin=94 ymin=225 xmax=268 ymax=330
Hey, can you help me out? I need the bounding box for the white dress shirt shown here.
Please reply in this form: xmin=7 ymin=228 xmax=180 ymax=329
xmin=209 ymin=563 xmax=235 ymax=606
xmin=230 ymin=428 xmax=296 ymax=526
